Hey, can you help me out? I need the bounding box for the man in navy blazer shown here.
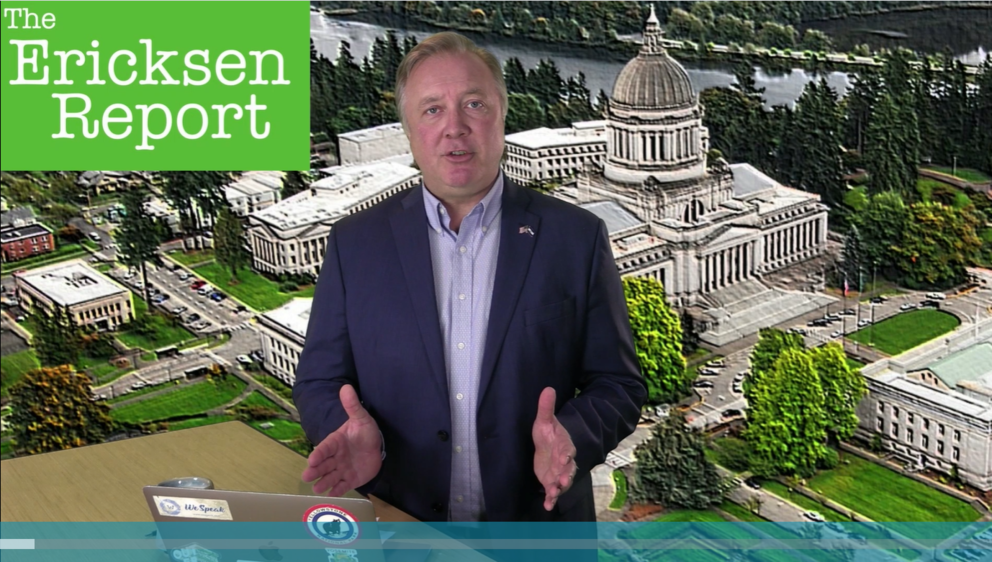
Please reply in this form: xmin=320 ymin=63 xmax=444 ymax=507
xmin=294 ymin=32 xmax=645 ymax=523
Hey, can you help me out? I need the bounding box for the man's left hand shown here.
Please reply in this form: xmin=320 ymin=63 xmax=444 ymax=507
xmin=532 ymin=387 xmax=578 ymax=511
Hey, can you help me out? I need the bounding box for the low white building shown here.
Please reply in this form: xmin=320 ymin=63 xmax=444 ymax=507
xmin=338 ymin=122 xmax=411 ymax=166
xmin=258 ymin=298 xmax=311 ymax=386
xmin=504 ymin=120 xmax=607 ymax=185
xmin=225 ymin=171 xmax=284 ymax=216
xmin=14 ymin=260 xmax=133 ymax=331
xmin=247 ymin=161 xmax=421 ymax=278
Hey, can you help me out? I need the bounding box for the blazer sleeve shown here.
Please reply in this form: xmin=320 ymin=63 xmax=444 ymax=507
xmin=293 ymin=226 xmax=356 ymax=446
xmin=555 ymin=218 xmax=647 ymax=477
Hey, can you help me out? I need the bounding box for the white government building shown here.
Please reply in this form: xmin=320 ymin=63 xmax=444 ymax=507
xmin=257 ymin=298 xmax=312 ymax=386
xmin=14 ymin=260 xmax=133 ymax=331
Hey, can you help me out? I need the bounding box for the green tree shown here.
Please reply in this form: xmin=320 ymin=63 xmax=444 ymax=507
xmin=632 ymin=411 xmax=724 ymax=509
xmin=809 ymin=344 xmax=866 ymax=443
xmin=745 ymin=348 xmax=828 ymax=477
xmin=8 ymin=365 xmax=114 ymax=455
xmin=842 ymin=224 xmax=866 ymax=290
xmin=505 ymin=93 xmax=546 ymax=134
xmin=118 ymin=187 xmax=160 ymax=304
xmin=281 ymin=171 xmax=310 ymax=199
xmin=665 ymin=8 xmax=706 ymax=43
xmin=856 ymin=191 xmax=909 ymax=275
xmin=800 ymin=29 xmax=832 ymax=52
xmin=503 ymin=57 xmax=528 ymax=96
xmin=744 ymin=328 xmax=804 ymax=405
xmin=34 ymin=305 xmax=82 ymax=368
xmin=779 ymin=79 xmax=845 ymax=207
xmin=214 ymin=206 xmax=250 ymax=279
xmin=622 ymin=277 xmax=687 ymax=405
xmin=897 ymin=201 xmax=982 ymax=288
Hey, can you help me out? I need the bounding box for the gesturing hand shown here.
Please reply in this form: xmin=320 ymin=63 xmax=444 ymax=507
xmin=532 ymin=387 xmax=578 ymax=511
xmin=302 ymin=384 xmax=383 ymax=498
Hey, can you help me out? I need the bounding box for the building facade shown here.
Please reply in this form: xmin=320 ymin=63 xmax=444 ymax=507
xmin=257 ymin=298 xmax=311 ymax=386
xmin=247 ymin=161 xmax=420 ymax=278
xmin=225 ymin=171 xmax=284 ymax=216
xmin=504 ymin=121 xmax=608 ymax=185
xmin=14 ymin=260 xmax=133 ymax=330
xmin=337 ymin=122 xmax=411 ymax=166
xmin=1 ymin=223 xmax=55 ymax=262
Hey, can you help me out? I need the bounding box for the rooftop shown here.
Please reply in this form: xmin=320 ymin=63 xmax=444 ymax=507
xmin=730 ymin=163 xmax=778 ymax=197
xmin=252 ymin=162 xmax=420 ymax=232
xmin=876 ymin=371 xmax=992 ymax=422
xmin=338 ymin=122 xmax=406 ymax=143
xmin=505 ymin=121 xmax=607 ymax=151
xmin=927 ymin=342 xmax=992 ymax=390
xmin=580 ymin=200 xmax=644 ymax=235
xmin=0 ymin=223 xmax=51 ymax=243
xmin=0 ymin=207 xmax=36 ymax=229
xmin=16 ymin=260 xmax=127 ymax=306
xmin=262 ymin=298 xmax=312 ymax=340
xmin=225 ymin=171 xmax=284 ymax=199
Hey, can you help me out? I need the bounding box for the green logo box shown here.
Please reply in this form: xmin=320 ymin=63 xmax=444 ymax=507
xmin=1 ymin=1 xmax=309 ymax=171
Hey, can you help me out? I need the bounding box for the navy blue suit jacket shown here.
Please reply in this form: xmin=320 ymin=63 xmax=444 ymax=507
xmin=294 ymin=178 xmax=646 ymax=522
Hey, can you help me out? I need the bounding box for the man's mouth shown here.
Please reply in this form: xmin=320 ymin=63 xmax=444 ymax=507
xmin=448 ymin=150 xmax=469 ymax=156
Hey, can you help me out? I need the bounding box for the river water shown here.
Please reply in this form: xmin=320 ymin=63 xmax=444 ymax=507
xmin=311 ymin=7 xmax=988 ymax=108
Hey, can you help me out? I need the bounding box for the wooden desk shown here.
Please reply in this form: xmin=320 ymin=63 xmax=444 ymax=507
xmin=0 ymin=421 xmax=491 ymax=561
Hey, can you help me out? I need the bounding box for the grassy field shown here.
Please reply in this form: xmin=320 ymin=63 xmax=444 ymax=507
xmin=1 ymin=349 xmax=41 ymax=395
xmin=237 ymin=390 xmax=285 ymax=412
xmin=117 ymin=299 xmax=195 ymax=351
xmin=250 ymin=372 xmax=295 ymax=402
xmin=107 ymin=380 xmax=181 ymax=404
xmin=807 ymin=454 xmax=981 ymax=536
xmin=653 ymin=510 xmax=728 ymax=523
xmin=193 ymin=262 xmax=315 ymax=312
xmin=609 ymin=470 xmax=628 ymax=510
xmin=166 ymin=415 xmax=237 ymax=431
xmin=110 ymin=377 xmax=247 ymax=424
xmin=167 ymin=249 xmax=215 ymax=267
xmin=762 ymin=481 xmax=851 ymax=522
xmin=249 ymin=419 xmax=305 ymax=441
xmin=847 ymin=309 xmax=960 ymax=356
xmin=925 ymin=166 xmax=992 ymax=184
xmin=717 ymin=501 xmax=765 ymax=523
xmin=0 ymin=244 xmax=87 ymax=275
xmin=845 ymin=357 xmax=865 ymax=370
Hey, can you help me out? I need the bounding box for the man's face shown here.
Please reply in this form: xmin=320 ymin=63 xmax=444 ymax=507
xmin=403 ymin=51 xmax=504 ymax=204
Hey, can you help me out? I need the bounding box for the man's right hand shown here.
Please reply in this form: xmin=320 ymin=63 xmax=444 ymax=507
xmin=302 ymin=384 xmax=383 ymax=498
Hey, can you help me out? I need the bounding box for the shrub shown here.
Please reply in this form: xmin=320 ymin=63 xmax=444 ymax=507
xmin=819 ymin=448 xmax=839 ymax=470
xmin=279 ymin=281 xmax=298 ymax=292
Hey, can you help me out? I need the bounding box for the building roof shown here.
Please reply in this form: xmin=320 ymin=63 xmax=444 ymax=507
xmin=505 ymin=122 xmax=607 ymax=151
xmin=580 ymin=201 xmax=645 ymax=234
xmin=927 ymin=342 xmax=992 ymax=390
xmin=338 ymin=122 xmax=405 ymax=143
xmin=612 ymin=8 xmax=695 ymax=110
xmin=251 ymin=162 xmax=420 ymax=232
xmin=16 ymin=260 xmax=127 ymax=306
xmin=225 ymin=171 xmax=283 ymax=199
xmin=0 ymin=223 xmax=51 ymax=244
xmin=876 ymin=372 xmax=992 ymax=421
xmin=262 ymin=298 xmax=312 ymax=340
xmin=0 ymin=207 xmax=36 ymax=229
xmin=730 ymin=163 xmax=778 ymax=197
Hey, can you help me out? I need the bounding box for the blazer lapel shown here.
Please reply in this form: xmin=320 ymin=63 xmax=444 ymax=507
xmin=478 ymin=179 xmax=540 ymax=404
xmin=389 ymin=186 xmax=449 ymax=400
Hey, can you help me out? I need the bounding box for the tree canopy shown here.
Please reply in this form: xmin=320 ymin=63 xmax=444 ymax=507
xmin=622 ymin=277 xmax=688 ymax=405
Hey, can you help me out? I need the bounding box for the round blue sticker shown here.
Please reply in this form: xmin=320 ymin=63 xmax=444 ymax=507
xmin=303 ymin=504 xmax=361 ymax=546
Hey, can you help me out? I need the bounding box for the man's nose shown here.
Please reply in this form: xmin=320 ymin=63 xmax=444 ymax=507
xmin=443 ymin=108 xmax=469 ymax=138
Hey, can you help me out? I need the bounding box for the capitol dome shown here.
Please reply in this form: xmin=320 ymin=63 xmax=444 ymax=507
xmin=611 ymin=7 xmax=695 ymax=110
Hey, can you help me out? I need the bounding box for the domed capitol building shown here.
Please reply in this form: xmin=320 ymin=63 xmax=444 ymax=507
xmin=506 ymin=8 xmax=835 ymax=345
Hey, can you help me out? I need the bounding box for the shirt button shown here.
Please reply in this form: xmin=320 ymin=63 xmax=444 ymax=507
xmin=459 ymin=246 xmax=467 ymax=253
xmin=456 ymin=393 xmax=464 ymax=400
xmin=456 ymin=496 xmax=464 ymax=503
xmin=457 ymin=342 xmax=465 ymax=350
xmin=455 ymin=446 xmax=462 ymax=453
xmin=482 ymin=226 xmax=488 ymax=233
xmin=458 ymin=293 xmax=466 ymax=300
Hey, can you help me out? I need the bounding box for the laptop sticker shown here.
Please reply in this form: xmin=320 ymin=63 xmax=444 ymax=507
xmin=325 ymin=549 xmax=360 ymax=562
xmin=303 ymin=504 xmax=361 ymax=546
xmin=153 ymin=496 xmax=233 ymax=521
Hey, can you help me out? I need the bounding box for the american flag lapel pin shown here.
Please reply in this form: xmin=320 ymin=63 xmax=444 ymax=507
xmin=518 ymin=225 xmax=535 ymax=237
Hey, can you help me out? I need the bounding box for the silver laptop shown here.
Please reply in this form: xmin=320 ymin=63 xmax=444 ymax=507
xmin=143 ymin=486 xmax=430 ymax=562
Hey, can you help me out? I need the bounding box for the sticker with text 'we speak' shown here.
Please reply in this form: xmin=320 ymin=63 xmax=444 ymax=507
xmin=153 ymin=495 xmax=233 ymax=521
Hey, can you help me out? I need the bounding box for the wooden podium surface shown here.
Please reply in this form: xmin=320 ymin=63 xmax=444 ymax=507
xmin=0 ymin=421 xmax=491 ymax=561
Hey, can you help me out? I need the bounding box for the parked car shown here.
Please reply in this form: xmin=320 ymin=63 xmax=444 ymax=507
xmin=744 ymin=477 xmax=762 ymax=490
xmin=926 ymin=292 xmax=946 ymax=300
xmin=236 ymin=355 xmax=253 ymax=365
xmin=185 ymin=313 xmax=201 ymax=324
xmin=734 ymin=372 xmax=746 ymax=382
xmin=721 ymin=409 xmax=741 ymax=418
xmin=706 ymin=360 xmax=725 ymax=368
xmin=210 ymin=292 xmax=226 ymax=302
xmin=698 ymin=368 xmax=720 ymax=376
xmin=249 ymin=350 xmax=264 ymax=362
xmin=900 ymin=303 xmax=917 ymax=311
xmin=858 ymin=319 xmax=870 ymax=327
xmin=842 ymin=308 xmax=855 ymax=316
xmin=803 ymin=511 xmax=826 ymax=523
xmin=830 ymin=330 xmax=842 ymax=338
xmin=191 ymin=280 xmax=206 ymax=290
xmin=197 ymin=285 xmax=213 ymax=296
xmin=692 ymin=380 xmax=714 ymax=389
xmin=732 ymin=382 xmax=742 ymax=393
xmin=178 ymin=272 xmax=190 ymax=281
xmin=172 ymin=306 xmax=188 ymax=316
xmin=88 ymin=232 xmax=101 ymax=242
xmin=131 ymin=382 xmax=146 ymax=390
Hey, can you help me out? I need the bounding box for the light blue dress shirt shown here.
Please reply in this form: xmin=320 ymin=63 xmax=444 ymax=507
xmin=422 ymin=172 xmax=504 ymax=521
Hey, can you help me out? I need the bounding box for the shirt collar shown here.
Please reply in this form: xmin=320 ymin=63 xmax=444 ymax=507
xmin=423 ymin=170 xmax=504 ymax=234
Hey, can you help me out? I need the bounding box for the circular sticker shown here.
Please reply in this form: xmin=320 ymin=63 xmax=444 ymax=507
xmin=303 ymin=504 xmax=361 ymax=546
xmin=158 ymin=498 xmax=181 ymax=516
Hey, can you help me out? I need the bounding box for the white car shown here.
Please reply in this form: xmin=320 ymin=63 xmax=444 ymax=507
xmin=926 ymin=292 xmax=946 ymax=300
xmin=178 ymin=272 xmax=190 ymax=281
xmin=900 ymin=303 xmax=917 ymax=311
xmin=197 ymin=286 xmax=213 ymax=295
xmin=803 ymin=511 xmax=826 ymax=523
xmin=830 ymin=330 xmax=842 ymax=338
xmin=236 ymin=355 xmax=253 ymax=365
xmin=858 ymin=319 xmax=870 ymax=327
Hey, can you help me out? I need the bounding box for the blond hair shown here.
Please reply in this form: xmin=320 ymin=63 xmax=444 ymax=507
xmin=394 ymin=32 xmax=508 ymax=132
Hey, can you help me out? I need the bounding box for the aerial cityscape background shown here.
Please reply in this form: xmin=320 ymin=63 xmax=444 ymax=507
xmin=1 ymin=1 xmax=990 ymax=557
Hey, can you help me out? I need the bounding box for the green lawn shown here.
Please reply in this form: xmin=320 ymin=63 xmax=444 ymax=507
xmin=807 ymin=454 xmax=981 ymax=533
xmin=110 ymin=377 xmax=247 ymax=424
xmin=847 ymin=309 xmax=960 ymax=356
xmin=0 ymin=243 xmax=87 ymax=275
xmin=237 ymin=390 xmax=285 ymax=412
xmin=107 ymin=380 xmax=180 ymax=404
xmin=718 ymin=501 xmax=765 ymax=523
xmin=249 ymin=419 xmax=305 ymax=441
xmin=117 ymin=301 xmax=195 ymax=351
xmin=250 ymin=372 xmax=295 ymax=402
xmin=762 ymin=481 xmax=851 ymax=522
xmin=1 ymin=349 xmax=41 ymax=395
xmin=925 ymin=166 xmax=991 ymax=184
xmin=609 ymin=470 xmax=628 ymax=510
xmin=166 ymin=415 xmax=237 ymax=431
xmin=167 ymin=249 xmax=215 ymax=267
xmin=192 ymin=262 xmax=315 ymax=312
xmin=0 ymin=439 xmax=12 ymax=458
xmin=653 ymin=510 xmax=728 ymax=523
xmin=845 ymin=357 xmax=865 ymax=370
xmin=93 ymin=367 xmax=134 ymax=385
